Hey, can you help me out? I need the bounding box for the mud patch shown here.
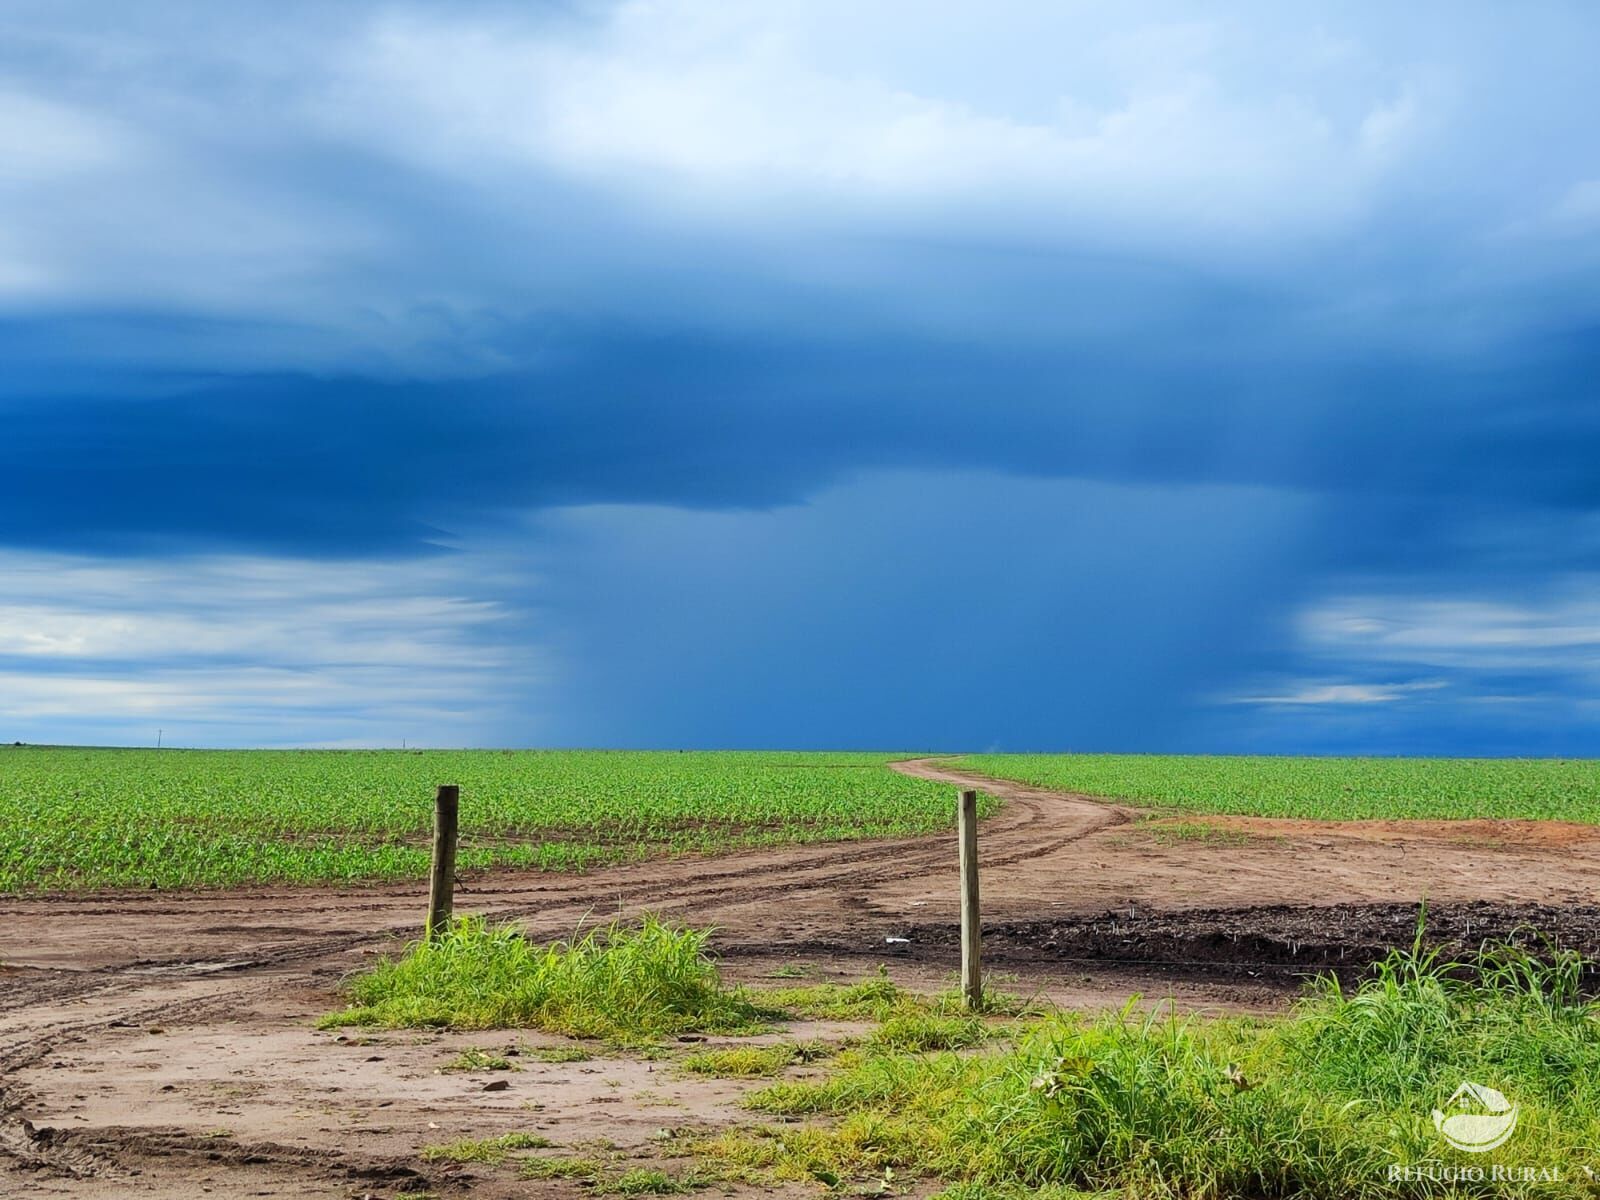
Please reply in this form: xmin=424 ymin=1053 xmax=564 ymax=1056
xmin=906 ymin=901 xmax=1600 ymax=986
xmin=1191 ymin=814 xmax=1600 ymax=850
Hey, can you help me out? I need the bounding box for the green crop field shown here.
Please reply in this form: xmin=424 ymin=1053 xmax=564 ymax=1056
xmin=14 ymin=746 xmax=1600 ymax=895
xmin=0 ymin=747 xmax=978 ymax=893
xmin=954 ymin=753 xmax=1600 ymax=822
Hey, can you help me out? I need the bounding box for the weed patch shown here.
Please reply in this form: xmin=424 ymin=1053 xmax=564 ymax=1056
xmin=762 ymin=975 xmax=906 ymax=1022
xmin=705 ymin=941 xmax=1600 ymax=1197
xmin=441 ymin=1047 xmax=515 ymax=1072
xmin=762 ymin=970 xmax=1034 ymax=1024
xmin=867 ymin=1010 xmax=990 ymax=1053
xmin=680 ymin=1041 xmax=833 ymax=1077
xmin=613 ymin=1167 xmax=692 ymax=1195
xmin=519 ymin=1155 xmax=608 ymax=1182
xmin=322 ymin=916 xmax=769 ymax=1043
xmin=524 ymin=1044 xmax=593 ymax=1063
xmin=421 ymin=1132 xmax=554 ymax=1163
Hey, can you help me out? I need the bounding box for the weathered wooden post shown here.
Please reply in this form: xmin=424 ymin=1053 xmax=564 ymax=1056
xmin=958 ymin=788 xmax=981 ymax=1010
xmin=426 ymin=784 xmax=460 ymax=941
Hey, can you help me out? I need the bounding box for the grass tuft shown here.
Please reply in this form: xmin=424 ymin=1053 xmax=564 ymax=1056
xmin=321 ymin=916 xmax=770 ymax=1043
xmin=525 ymin=1044 xmax=594 ymax=1063
xmin=763 ymin=969 xmax=1035 ymax=1025
xmin=441 ymin=1046 xmax=515 ymax=1072
xmin=519 ymin=1155 xmax=608 ymax=1181
xmin=761 ymin=971 xmax=907 ymax=1022
xmin=421 ymin=1131 xmax=554 ymax=1163
xmin=680 ymin=1041 xmax=835 ymax=1077
xmin=867 ymin=1010 xmax=991 ymax=1053
xmin=612 ymin=1167 xmax=692 ymax=1195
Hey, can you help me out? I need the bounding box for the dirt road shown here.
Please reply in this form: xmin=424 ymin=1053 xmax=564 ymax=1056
xmin=5 ymin=758 xmax=1600 ymax=1197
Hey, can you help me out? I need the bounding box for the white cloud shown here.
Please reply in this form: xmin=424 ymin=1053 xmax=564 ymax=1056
xmin=0 ymin=549 xmax=541 ymax=746
xmin=1225 ymin=583 xmax=1600 ymax=720
xmin=0 ymin=88 xmax=127 ymax=183
xmin=1299 ymin=590 xmax=1600 ymax=672
xmin=339 ymin=4 xmax=1423 ymax=245
xmin=1229 ymin=680 xmax=1445 ymax=706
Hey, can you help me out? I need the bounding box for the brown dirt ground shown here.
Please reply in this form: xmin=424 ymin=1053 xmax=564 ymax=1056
xmin=5 ymin=757 xmax=1600 ymax=1198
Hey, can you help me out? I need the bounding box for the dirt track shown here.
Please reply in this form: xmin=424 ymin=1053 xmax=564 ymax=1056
xmin=6 ymin=758 xmax=1600 ymax=1197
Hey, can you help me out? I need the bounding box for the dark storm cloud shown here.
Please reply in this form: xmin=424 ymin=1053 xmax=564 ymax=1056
xmin=5 ymin=318 xmax=1596 ymax=568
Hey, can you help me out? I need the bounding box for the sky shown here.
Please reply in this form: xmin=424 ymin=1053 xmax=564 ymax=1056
xmin=2 ymin=1 xmax=1598 ymax=753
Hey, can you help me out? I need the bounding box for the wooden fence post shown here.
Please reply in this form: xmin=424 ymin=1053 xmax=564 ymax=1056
xmin=426 ymin=784 xmax=460 ymax=941
xmin=958 ymin=788 xmax=982 ymax=1010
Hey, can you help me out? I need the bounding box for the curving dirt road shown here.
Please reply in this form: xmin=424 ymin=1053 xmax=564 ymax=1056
xmin=0 ymin=761 xmax=1114 ymax=1013
xmin=0 ymin=759 xmax=1125 ymax=1195
xmin=5 ymin=758 xmax=1600 ymax=1196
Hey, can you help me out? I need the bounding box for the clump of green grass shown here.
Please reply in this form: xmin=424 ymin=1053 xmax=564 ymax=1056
xmin=704 ymin=940 xmax=1600 ymax=1197
xmin=421 ymin=1131 xmax=554 ymax=1163
xmin=680 ymin=1041 xmax=835 ymax=1078
xmin=681 ymin=1044 xmax=797 ymax=1078
xmin=321 ymin=916 xmax=770 ymax=1044
xmin=441 ymin=1046 xmax=515 ymax=1072
xmin=763 ymin=970 xmax=1035 ymax=1024
xmin=525 ymin=1044 xmax=593 ymax=1063
xmin=1278 ymin=937 xmax=1600 ymax=1130
xmin=612 ymin=1167 xmax=692 ymax=1195
xmin=761 ymin=972 xmax=907 ymax=1021
xmin=519 ymin=1155 xmax=608 ymax=1182
xmin=867 ymin=1010 xmax=990 ymax=1053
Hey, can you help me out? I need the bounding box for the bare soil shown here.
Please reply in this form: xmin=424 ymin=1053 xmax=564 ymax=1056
xmin=5 ymin=758 xmax=1600 ymax=1197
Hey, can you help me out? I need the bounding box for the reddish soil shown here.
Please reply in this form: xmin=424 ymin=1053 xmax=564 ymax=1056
xmin=1172 ymin=812 xmax=1600 ymax=850
xmin=5 ymin=758 xmax=1600 ymax=1197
